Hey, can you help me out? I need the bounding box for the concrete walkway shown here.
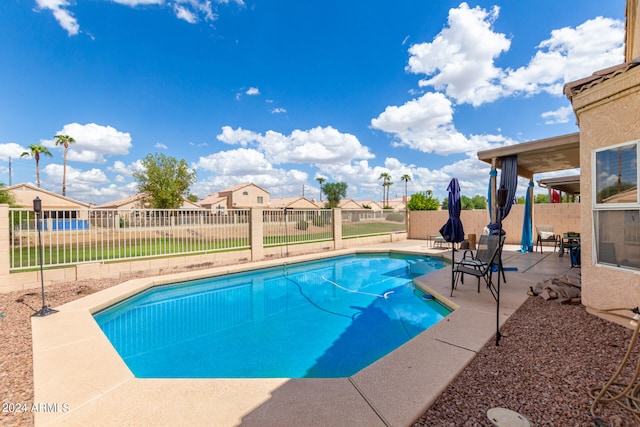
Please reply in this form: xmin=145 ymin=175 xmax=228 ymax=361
xmin=32 ymin=240 xmax=576 ymax=427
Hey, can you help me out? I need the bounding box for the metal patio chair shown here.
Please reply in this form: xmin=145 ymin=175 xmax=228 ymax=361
xmin=535 ymin=225 xmax=559 ymax=253
xmin=451 ymin=234 xmax=505 ymax=295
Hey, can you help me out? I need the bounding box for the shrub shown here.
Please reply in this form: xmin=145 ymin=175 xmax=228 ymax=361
xmin=296 ymin=219 xmax=309 ymax=230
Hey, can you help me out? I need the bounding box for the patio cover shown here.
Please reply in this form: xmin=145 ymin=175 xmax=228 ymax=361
xmin=478 ymin=132 xmax=580 ymax=180
xmin=537 ymin=175 xmax=581 ymax=198
xmin=477 ymin=132 xmax=581 ymax=240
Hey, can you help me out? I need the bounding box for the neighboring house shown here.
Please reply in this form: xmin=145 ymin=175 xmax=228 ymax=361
xmin=200 ymin=183 xmax=270 ymax=209
xmin=338 ymin=199 xmax=363 ymax=210
xmin=6 ymin=183 xmax=92 ymax=218
xmin=311 ymin=199 xmax=326 ymax=208
xmin=562 ymin=0 xmax=640 ymax=321
xmin=197 ymin=194 xmax=227 ymax=211
xmin=356 ymin=200 xmax=383 ymax=210
xmin=91 ymin=192 xmax=204 ymax=228
xmin=386 ymin=197 xmax=406 ymax=211
xmin=269 ymin=196 xmax=318 ymax=209
xmin=93 ymin=193 xmax=203 ymax=210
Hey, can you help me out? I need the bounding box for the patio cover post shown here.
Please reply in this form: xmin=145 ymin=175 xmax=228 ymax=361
xmin=490 ymin=158 xmax=497 ymax=224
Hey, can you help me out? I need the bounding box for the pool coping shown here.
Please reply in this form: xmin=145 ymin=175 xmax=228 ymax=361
xmin=32 ymin=243 xmax=537 ymax=426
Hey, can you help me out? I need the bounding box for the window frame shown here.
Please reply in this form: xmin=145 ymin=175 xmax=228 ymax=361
xmin=592 ymin=140 xmax=640 ymax=271
xmin=593 ymin=140 xmax=639 ymax=209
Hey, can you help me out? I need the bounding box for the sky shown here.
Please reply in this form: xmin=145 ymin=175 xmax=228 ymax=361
xmin=0 ymin=0 xmax=628 ymax=205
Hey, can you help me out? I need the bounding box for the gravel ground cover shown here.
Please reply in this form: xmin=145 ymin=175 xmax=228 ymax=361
xmin=1 ymin=273 xmax=639 ymax=426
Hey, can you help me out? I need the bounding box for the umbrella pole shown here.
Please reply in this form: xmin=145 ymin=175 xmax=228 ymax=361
xmin=451 ymin=245 xmax=455 ymax=296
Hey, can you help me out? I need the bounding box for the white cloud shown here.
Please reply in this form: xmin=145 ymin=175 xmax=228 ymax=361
xmin=371 ymin=92 xmax=472 ymax=155
xmin=112 ymin=0 xmax=163 ymax=5
xmin=174 ymin=5 xmax=199 ymax=23
xmin=502 ymin=17 xmax=624 ymax=97
xmin=0 ymin=143 xmax=29 ymax=161
xmin=217 ymin=126 xmax=375 ymax=165
xmin=217 ymin=126 xmax=260 ymax=147
xmin=271 ymin=108 xmax=287 ymax=114
xmin=108 ymin=159 xmax=144 ymax=175
xmin=195 ymin=148 xmax=274 ymax=175
xmin=541 ymin=105 xmax=574 ymax=124
xmin=35 ymin=0 xmax=79 ymax=36
xmin=246 ymin=87 xmax=260 ymax=95
xmin=41 ymin=163 xmax=112 ymax=200
xmin=406 ymin=4 xmax=624 ymax=106
xmin=154 ymin=143 xmax=169 ymax=149
xmin=43 ymin=123 xmax=132 ymax=164
xmin=37 ymin=0 xmax=244 ymax=34
xmin=406 ymin=3 xmax=510 ymax=106
xmin=191 ymin=149 xmax=307 ymax=198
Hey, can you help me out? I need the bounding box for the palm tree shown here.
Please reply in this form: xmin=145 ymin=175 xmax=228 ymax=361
xmin=315 ymin=176 xmax=326 ymax=202
xmin=21 ymin=144 xmax=53 ymax=188
xmin=401 ymin=174 xmax=412 ymax=204
xmin=385 ymin=180 xmax=393 ymax=207
xmin=378 ymin=172 xmax=391 ymax=207
xmin=54 ymin=134 xmax=76 ymax=196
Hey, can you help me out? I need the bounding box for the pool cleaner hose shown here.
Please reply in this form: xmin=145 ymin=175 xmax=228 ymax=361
xmin=589 ymin=307 xmax=640 ymax=424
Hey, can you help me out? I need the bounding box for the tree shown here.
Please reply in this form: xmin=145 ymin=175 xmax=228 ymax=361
xmin=407 ymin=191 xmax=439 ymax=210
xmin=378 ymin=172 xmax=391 ymax=207
xmin=315 ymin=176 xmax=326 ymax=202
xmin=471 ymin=195 xmax=487 ymax=209
xmin=21 ymin=144 xmax=53 ymax=188
xmin=132 ymin=153 xmax=196 ymax=209
xmin=0 ymin=182 xmax=15 ymax=206
xmin=534 ymin=194 xmax=549 ymax=204
xmin=322 ymin=182 xmax=348 ymax=208
xmin=401 ymin=174 xmax=412 ymax=203
xmin=443 ymin=194 xmax=487 ymax=210
xmin=54 ymin=134 xmax=76 ymax=196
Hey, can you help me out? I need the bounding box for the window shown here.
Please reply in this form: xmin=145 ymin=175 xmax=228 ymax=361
xmin=593 ymin=141 xmax=640 ymax=270
xmin=257 ymin=196 xmax=264 ymax=204
xmin=595 ymin=143 xmax=637 ymax=204
xmin=242 ymin=191 xmax=248 ymax=196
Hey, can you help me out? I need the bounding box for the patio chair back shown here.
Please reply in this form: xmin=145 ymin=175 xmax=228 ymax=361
xmin=452 ymin=234 xmax=504 ymax=295
xmin=535 ymin=225 xmax=559 ymax=253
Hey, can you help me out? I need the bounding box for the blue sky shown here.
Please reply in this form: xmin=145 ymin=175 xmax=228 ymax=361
xmin=0 ymin=0 xmax=627 ymax=205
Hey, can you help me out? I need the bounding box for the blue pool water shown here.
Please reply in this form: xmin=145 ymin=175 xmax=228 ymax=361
xmin=94 ymin=253 xmax=449 ymax=378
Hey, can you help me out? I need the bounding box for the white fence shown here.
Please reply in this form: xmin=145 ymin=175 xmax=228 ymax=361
xmin=341 ymin=209 xmax=407 ymax=238
xmin=10 ymin=208 xmax=251 ymax=271
xmin=262 ymin=209 xmax=333 ymax=247
xmin=8 ymin=207 xmax=407 ymax=272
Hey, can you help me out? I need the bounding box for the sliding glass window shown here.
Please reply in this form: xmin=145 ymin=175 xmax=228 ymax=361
xmin=593 ymin=141 xmax=640 ymax=270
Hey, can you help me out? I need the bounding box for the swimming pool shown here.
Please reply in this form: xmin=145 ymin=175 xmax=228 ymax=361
xmin=94 ymin=253 xmax=449 ymax=378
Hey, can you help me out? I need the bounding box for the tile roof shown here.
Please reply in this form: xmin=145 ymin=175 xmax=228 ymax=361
xmin=564 ymin=60 xmax=640 ymax=99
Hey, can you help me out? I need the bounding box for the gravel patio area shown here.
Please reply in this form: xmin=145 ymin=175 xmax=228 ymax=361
xmin=2 ymin=271 xmax=639 ymax=426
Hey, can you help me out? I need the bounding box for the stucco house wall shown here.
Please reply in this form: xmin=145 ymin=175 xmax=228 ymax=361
xmin=569 ymin=65 xmax=640 ymax=315
xmin=221 ymin=183 xmax=270 ymax=208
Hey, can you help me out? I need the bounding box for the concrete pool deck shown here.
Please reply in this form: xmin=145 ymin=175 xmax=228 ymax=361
xmin=32 ymin=240 xmax=575 ymax=426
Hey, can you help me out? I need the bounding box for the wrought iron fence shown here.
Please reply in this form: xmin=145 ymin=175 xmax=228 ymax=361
xmin=8 ymin=207 xmax=405 ymax=271
xmin=341 ymin=209 xmax=407 ymax=238
xmin=9 ymin=208 xmax=251 ymax=271
xmin=262 ymin=209 xmax=333 ymax=247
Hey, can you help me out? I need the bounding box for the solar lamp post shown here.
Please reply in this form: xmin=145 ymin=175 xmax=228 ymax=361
xmin=32 ymin=197 xmax=57 ymax=317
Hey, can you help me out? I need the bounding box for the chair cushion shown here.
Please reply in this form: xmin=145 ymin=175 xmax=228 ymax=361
xmin=539 ymin=231 xmax=555 ymax=240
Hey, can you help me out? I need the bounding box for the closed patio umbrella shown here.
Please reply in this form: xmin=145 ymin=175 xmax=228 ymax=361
xmin=440 ymin=178 xmax=465 ymax=294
